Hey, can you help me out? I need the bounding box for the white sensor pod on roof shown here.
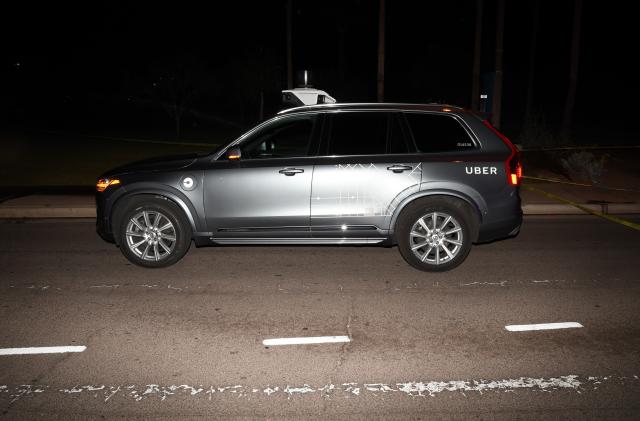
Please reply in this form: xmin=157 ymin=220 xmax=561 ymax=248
xmin=282 ymin=88 xmax=337 ymax=107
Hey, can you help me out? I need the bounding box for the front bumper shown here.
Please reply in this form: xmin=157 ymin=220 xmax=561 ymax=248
xmin=96 ymin=193 xmax=115 ymax=243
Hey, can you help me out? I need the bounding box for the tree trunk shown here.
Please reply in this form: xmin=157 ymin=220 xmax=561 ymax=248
xmin=174 ymin=104 xmax=181 ymax=140
xmin=561 ymin=0 xmax=583 ymax=140
xmin=492 ymin=0 xmax=505 ymax=129
xmin=286 ymin=0 xmax=293 ymax=89
xmin=337 ymin=11 xmax=347 ymax=85
xmin=377 ymin=0 xmax=386 ymax=102
xmin=471 ymin=0 xmax=483 ymax=111
xmin=524 ymin=0 xmax=540 ymax=126
xmin=259 ymin=89 xmax=264 ymax=121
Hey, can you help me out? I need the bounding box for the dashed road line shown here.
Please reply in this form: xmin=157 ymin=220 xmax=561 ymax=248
xmin=505 ymin=322 xmax=583 ymax=332
xmin=0 ymin=346 xmax=87 ymax=356
xmin=263 ymin=336 xmax=351 ymax=346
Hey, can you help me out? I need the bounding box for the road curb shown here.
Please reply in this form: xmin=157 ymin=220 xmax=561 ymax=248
xmin=522 ymin=203 xmax=640 ymax=215
xmin=523 ymin=185 xmax=640 ymax=230
xmin=0 ymin=206 xmax=96 ymax=219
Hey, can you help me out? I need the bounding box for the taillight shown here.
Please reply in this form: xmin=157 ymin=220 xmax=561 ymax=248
xmin=482 ymin=120 xmax=522 ymax=186
xmin=512 ymin=160 xmax=523 ymax=186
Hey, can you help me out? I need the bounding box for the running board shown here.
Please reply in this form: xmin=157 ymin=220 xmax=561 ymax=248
xmin=209 ymin=237 xmax=386 ymax=245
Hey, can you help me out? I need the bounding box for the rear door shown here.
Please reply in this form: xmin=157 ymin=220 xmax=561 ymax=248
xmin=310 ymin=111 xmax=421 ymax=238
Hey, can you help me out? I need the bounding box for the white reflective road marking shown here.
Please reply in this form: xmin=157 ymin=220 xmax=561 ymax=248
xmin=8 ymin=374 xmax=635 ymax=403
xmin=0 ymin=346 xmax=86 ymax=356
xmin=505 ymin=322 xmax=583 ymax=332
xmin=263 ymin=336 xmax=350 ymax=346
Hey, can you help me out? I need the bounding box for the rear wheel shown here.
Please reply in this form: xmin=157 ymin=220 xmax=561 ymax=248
xmin=396 ymin=197 xmax=473 ymax=272
xmin=116 ymin=197 xmax=191 ymax=268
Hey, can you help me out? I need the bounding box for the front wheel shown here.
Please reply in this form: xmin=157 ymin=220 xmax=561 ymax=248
xmin=396 ymin=198 xmax=473 ymax=272
xmin=116 ymin=198 xmax=191 ymax=268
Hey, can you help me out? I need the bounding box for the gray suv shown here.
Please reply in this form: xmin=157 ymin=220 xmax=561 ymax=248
xmin=96 ymin=103 xmax=522 ymax=271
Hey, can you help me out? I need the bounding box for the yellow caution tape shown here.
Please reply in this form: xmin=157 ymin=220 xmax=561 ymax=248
xmin=522 ymin=175 xmax=640 ymax=193
xmin=520 ymin=145 xmax=640 ymax=151
xmin=523 ymin=185 xmax=640 ymax=231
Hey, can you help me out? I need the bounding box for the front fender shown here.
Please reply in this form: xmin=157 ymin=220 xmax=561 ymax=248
xmin=107 ymin=182 xmax=205 ymax=235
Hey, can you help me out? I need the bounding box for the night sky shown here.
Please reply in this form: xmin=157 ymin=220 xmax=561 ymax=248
xmin=2 ymin=1 xmax=637 ymax=142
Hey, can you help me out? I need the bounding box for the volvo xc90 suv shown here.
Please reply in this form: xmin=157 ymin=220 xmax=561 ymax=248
xmin=96 ymin=103 xmax=522 ymax=271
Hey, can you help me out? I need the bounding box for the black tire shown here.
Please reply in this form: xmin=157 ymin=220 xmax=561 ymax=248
xmin=115 ymin=197 xmax=192 ymax=268
xmin=396 ymin=197 xmax=474 ymax=272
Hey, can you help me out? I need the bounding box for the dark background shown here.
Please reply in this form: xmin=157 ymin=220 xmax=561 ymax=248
xmin=1 ymin=0 xmax=637 ymax=144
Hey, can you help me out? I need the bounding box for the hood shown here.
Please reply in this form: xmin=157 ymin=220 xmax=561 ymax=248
xmin=101 ymin=153 xmax=200 ymax=178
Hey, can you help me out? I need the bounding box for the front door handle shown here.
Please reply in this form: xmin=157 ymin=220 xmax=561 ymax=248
xmin=279 ymin=168 xmax=305 ymax=176
xmin=386 ymin=165 xmax=413 ymax=173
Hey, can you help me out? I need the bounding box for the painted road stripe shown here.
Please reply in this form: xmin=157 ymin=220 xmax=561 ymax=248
xmin=0 ymin=346 xmax=87 ymax=356
xmin=9 ymin=374 xmax=635 ymax=403
xmin=263 ymin=336 xmax=350 ymax=346
xmin=505 ymin=322 xmax=583 ymax=332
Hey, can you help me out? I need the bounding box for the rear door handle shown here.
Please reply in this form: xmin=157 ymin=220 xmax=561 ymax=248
xmin=386 ymin=165 xmax=413 ymax=173
xmin=279 ymin=168 xmax=305 ymax=176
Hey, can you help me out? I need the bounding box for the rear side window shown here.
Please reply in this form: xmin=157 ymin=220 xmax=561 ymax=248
xmin=388 ymin=114 xmax=409 ymax=154
xmin=405 ymin=113 xmax=475 ymax=153
xmin=327 ymin=112 xmax=409 ymax=155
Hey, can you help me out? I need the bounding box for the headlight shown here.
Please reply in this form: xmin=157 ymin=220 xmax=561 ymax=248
xmin=96 ymin=178 xmax=121 ymax=192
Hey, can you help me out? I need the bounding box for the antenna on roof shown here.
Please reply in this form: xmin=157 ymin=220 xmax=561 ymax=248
xmin=298 ymin=70 xmax=312 ymax=88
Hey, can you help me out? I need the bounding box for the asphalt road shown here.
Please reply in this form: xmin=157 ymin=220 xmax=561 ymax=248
xmin=1 ymin=216 xmax=639 ymax=420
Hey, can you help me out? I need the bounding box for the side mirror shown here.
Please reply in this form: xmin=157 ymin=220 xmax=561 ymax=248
xmin=227 ymin=147 xmax=241 ymax=161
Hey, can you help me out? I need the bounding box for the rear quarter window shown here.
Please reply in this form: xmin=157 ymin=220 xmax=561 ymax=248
xmin=405 ymin=113 xmax=476 ymax=153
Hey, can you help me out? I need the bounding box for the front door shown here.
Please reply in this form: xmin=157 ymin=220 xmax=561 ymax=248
xmin=204 ymin=114 xmax=319 ymax=238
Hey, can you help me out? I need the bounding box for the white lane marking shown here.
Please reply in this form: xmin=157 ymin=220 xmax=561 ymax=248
xmin=460 ymin=281 xmax=508 ymax=287
xmin=263 ymin=336 xmax=350 ymax=346
xmin=0 ymin=346 xmax=87 ymax=356
xmin=7 ymin=374 xmax=634 ymax=403
xmin=505 ymin=322 xmax=583 ymax=332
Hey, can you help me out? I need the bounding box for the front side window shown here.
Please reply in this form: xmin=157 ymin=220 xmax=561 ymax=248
xmin=241 ymin=115 xmax=316 ymax=159
xmin=327 ymin=112 xmax=408 ymax=156
xmin=405 ymin=113 xmax=475 ymax=153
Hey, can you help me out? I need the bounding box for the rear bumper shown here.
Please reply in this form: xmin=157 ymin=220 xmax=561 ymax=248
xmin=475 ymin=187 xmax=522 ymax=243
xmin=476 ymin=210 xmax=522 ymax=243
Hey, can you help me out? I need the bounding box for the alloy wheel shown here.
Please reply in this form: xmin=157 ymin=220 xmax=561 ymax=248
xmin=125 ymin=210 xmax=176 ymax=262
xmin=409 ymin=211 xmax=463 ymax=265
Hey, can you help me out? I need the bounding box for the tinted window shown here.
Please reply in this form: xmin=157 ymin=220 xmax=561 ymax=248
xmin=328 ymin=112 xmax=388 ymax=155
xmin=405 ymin=113 xmax=475 ymax=153
xmin=388 ymin=113 xmax=410 ymax=154
xmin=242 ymin=115 xmax=315 ymax=159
